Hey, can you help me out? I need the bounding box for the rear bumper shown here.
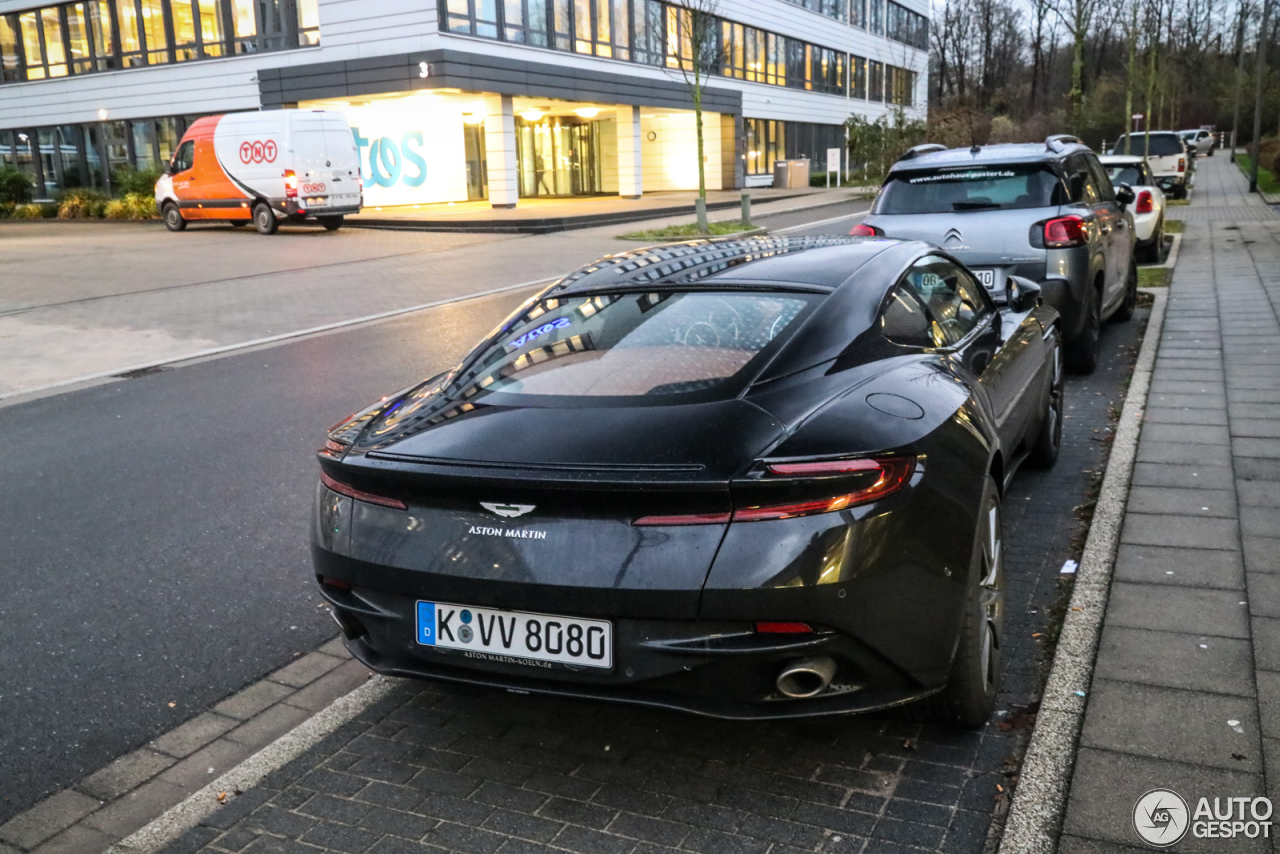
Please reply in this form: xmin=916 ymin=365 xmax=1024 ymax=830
xmin=313 ymin=547 xmax=945 ymax=720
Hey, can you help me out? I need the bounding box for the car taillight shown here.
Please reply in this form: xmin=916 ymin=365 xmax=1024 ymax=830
xmin=756 ymin=622 xmax=813 ymax=633
xmin=849 ymin=223 xmax=883 ymax=237
xmin=1135 ymin=190 xmax=1154 ymax=214
xmin=319 ymin=470 xmax=407 ymax=510
xmin=284 ymin=169 xmax=298 ymax=198
xmin=1043 ymin=215 xmax=1088 ymax=248
xmin=633 ymin=456 xmax=915 ymax=526
xmin=1178 ymin=158 xmax=1185 ymax=173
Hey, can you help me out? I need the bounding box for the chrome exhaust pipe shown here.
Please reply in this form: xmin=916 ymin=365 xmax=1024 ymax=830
xmin=775 ymin=656 xmax=837 ymax=698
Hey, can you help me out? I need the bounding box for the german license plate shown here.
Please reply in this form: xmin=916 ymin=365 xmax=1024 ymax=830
xmin=306 ymin=197 xmax=329 ymax=206
xmin=973 ymin=269 xmax=996 ymax=289
xmin=416 ymin=601 xmax=612 ymax=668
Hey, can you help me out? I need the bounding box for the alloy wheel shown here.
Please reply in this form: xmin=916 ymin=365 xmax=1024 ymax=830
xmin=978 ymin=498 xmax=1004 ymax=695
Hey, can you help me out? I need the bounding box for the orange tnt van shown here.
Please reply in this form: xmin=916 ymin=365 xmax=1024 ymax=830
xmin=155 ymin=110 xmax=362 ymax=234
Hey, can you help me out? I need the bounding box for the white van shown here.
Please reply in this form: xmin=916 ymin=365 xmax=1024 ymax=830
xmin=155 ymin=110 xmax=362 ymax=234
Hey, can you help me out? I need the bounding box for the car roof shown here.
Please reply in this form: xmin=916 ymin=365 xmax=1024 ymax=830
xmin=886 ymin=141 xmax=1090 ymax=173
xmin=544 ymin=237 xmax=908 ymax=294
xmin=1117 ymin=131 xmax=1181 ymax=138
xmin=1099 ymin=154 xmax=1145 ymax=163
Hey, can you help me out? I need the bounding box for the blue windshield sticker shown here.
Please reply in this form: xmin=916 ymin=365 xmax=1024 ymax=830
xmin=507 ymin=317 xmax=571 ymax=349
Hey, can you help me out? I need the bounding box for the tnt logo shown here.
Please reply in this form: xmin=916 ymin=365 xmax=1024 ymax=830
xmin=239 ymin=140 xmax=278 ymax=164
xmin=301 ymin=182 xmax=327 ymax=194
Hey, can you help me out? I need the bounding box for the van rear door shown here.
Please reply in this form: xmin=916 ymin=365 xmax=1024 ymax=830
xmin=289 ymin=112 xmax=361 ymax=210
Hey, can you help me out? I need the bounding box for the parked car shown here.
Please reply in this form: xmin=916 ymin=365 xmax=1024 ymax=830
xmin=1180 ymin=128 xmax=1216 ymax=157
xmin=312 ymin=237 xmax=1064 ymax=725
xmin=155 ymin=110 xmax=362 ymax=235
xmin=1108 ymin=131 xmax=1190 ymax=199
xmin=1101 ymin=154 xmax=1166 ymax=263
xmin=854 ymin=136 xmax=1137 ymax=374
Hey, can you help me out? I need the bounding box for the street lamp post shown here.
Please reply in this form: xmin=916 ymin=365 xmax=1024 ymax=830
xmin=1250 ymin=0 xmax=1271 ymax=192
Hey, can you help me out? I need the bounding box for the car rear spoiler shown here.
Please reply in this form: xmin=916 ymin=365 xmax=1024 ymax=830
xmin=897 ymin=143 xmax=947 ymax=162
xmin=1045 ymin=134 xmax=1084 ymax=152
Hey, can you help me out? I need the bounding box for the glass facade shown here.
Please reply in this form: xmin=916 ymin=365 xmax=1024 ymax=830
xmin=443 ymin=0 xmax=919 ymax=103
xmin=2 ymin=112 xmax=208 ymax=198
xmin=0 ymin=0 xmax=318 ymax=83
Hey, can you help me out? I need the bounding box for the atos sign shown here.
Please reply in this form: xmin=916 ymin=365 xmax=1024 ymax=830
xmin=353 ymin=128 xmax=427 ymax=190
xmin=332 ymin=101 xmax=468 ymax=206
xmin=239 ymin=140 xmax=278 ymax=164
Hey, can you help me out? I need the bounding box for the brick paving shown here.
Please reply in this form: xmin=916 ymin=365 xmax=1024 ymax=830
xmin=150 ymin=324 xmax=1147 ymax=854
xmin=1059 ymin=154 xmax=1280 ymax=851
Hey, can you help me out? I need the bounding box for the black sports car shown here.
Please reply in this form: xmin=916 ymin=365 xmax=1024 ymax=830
xmin=312 ymin=237 xmax=1063 ymax=725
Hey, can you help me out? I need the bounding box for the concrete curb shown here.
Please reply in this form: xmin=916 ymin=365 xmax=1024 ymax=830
xmin=104 ymin=675 xmax=400 ymax=854
xmin=996 ymin=287 xmax=1168 ymax=854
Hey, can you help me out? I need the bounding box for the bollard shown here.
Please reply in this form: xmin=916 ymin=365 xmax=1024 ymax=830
xmin=741 ymin=190 xmax=751 ymax=227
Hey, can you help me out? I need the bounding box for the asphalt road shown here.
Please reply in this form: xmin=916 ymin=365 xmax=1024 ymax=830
xmin=0 ymin=208 xmax=1140 ymax=843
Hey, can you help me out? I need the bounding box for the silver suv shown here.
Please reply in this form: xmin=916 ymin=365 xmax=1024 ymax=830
xmin=856 ymin=136 xmax=1137 ymax=373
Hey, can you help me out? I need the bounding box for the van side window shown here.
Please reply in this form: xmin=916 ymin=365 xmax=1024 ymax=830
xmin=172 ymin=141 xmax=195 ymax=173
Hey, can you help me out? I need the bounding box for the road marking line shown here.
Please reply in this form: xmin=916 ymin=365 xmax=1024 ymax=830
xmin=998 ymin=288 xmax=1168 ymax=854
xmin=103 ymin=674 xmax=400 ymax=854
xmin=0 ymin=277 xmax=557 ymax=403
xmin=773 ymin=210 xmax=868 ymax=234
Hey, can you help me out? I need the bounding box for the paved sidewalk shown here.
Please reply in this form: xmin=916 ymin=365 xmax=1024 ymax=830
xmin=1059 ymin=155 xmax=1280 ymax=850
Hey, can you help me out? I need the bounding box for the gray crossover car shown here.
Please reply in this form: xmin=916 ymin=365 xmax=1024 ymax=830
xmin=857 ymin=136 xmax=1137 ymax=373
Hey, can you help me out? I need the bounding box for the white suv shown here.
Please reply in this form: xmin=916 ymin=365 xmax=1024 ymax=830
xmin=1109 ymin=132 xmax=1190 ymax=199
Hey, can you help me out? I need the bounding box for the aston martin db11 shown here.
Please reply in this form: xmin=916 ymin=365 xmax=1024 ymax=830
xmin=312 ymin=236 xmax=1063 ymax=725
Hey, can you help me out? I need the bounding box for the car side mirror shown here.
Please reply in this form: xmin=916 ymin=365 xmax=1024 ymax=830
xmin=1115 ymin=183 xmax=1136 ymax=207
xmin=1006 ymin=276 xmax=1042 ymax=313
xmin=162 ymin=162 xmax=173 ymax=175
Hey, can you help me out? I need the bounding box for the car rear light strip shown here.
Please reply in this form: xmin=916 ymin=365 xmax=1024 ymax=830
xmin=319 ymin=470 xmax=407 ymax=510
xmin=849 ymin=223 xmax=883 ymax=237
xmin=632 ymin=456 xmax=915 ymax=526
xmin=756 ymin=622 xmax=814 ymax=633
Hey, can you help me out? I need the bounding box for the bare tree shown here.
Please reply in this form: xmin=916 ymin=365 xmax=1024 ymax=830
xmin=667 ymin=0 xmax=724 ymax=234
xmin=1050 ymin=0 xmax=1099 ymax=130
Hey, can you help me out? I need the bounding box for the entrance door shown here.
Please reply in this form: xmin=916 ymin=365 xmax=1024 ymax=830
xmin=515 ymin=117 xmax=604 ymax=197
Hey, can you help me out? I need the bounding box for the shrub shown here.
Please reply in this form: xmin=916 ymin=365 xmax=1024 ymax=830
xmin=10 ymin=202 xmax=45 ymax=219
xmin=104 ymin=192 xmax=159 ymax=220
xmin=111 ymin=166 xmax=163 ymax=197
xmin=58 ymin=188 xmax=110 ymax=219
xmin=0 ymin=165 xmax=32 ymax=205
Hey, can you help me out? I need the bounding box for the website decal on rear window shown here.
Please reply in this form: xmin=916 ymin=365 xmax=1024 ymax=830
xmin=907 ymin=170 xmax=1016 ymax=183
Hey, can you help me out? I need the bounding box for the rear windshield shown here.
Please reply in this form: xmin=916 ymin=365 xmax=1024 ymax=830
xmin=1112 ymin=134 xmax=1183 ymax=156
xmin=875 ymin=164 xmax=1066 ymax=214
xmin=447 ymin=292 xmax=814 ymax=400
xmin=1105 ymin=165 xmax=1145 ymax=186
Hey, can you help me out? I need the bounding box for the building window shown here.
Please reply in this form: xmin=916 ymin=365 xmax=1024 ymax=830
xmin=0 ymin=0 xmax=315 ymax=83
xmin=745 ymin=118 xmax=784 ymax=176
xmin=887 ymin=65 xmax=915 ymax=106
xmin=868 ymin=59 xmax=883 ymax=102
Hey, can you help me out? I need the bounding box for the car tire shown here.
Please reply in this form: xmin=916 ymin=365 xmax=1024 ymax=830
xmin=254 ymin=202 xmax=279 ymax=235
xmin=1112 ymin=258 xmax=1139 ymax=323
xmin=1138 ymin=219 xmax=1164 ymax=264
xmin=162 ymin=202 xmax=186 ymax=232
xmin=1027 ymin=329 xmax=1064 ymax=469
xmin=319 ymin=215 xmax=344 ymax=231
xmin=1065 ymin=285 xmax=1101 ymax=374
xmin=923 ymin=475 xmax=1003 ymax=728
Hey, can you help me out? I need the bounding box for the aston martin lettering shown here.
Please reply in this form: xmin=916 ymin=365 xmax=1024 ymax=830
xmin=416 ymin=601 xmax=612 ymax=667
xmin=467 ymin=526 xmax=548 ymax=539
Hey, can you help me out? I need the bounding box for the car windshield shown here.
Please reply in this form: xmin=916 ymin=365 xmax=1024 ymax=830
xmin=1106 ymin=165 xmax=1145 ymax=186
xmin=875 ymin=164 xmax=1066 ymax=214
xmin=445 ymin=291 xmax=814 ymax=400
xmin=1112 ymin=134 xmax=1183 ymax=156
